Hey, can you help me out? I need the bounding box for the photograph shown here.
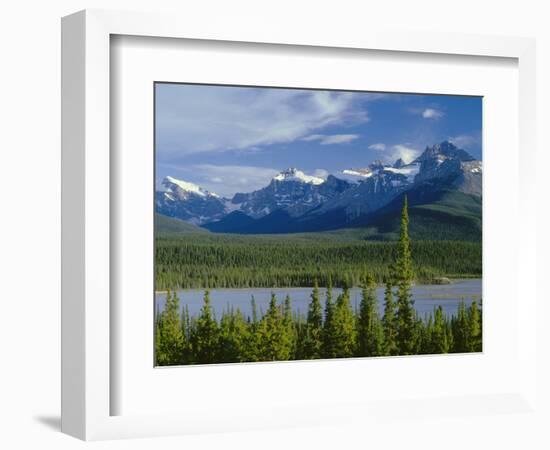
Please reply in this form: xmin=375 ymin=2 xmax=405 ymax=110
xmin=154 ymin=83 xmax=483 ymax=366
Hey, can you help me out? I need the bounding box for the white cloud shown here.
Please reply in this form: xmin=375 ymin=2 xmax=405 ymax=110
xmin=388 ymin=145 xmax=421 ymax=164
xmin=368 ymin=143 xmax=386 ymax=151
xmin=448 ymin=134 xmax=479 ymax=149
xmin=422 ymin=108 xmax=444 ymax=119
xmin=301 ymin=134 xmax=325 ymax=142
xmin=156 ymin=85 xmax=368 ymax=156
xmin=302 ymin=134 xmax=359 ymax=145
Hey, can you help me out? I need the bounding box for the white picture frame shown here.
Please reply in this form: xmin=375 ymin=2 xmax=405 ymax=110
xmin=61 ymin=9 xmax=537 ymax=441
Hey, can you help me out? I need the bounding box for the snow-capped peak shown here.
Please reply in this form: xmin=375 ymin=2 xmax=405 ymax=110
xmin=273 ymin=168 xmax=325 ymax=185
xmin=162 ymin=176 xmax=219 ymax=198
xmin=332 ymin=168 xmax=373 ymax=184
xmin=383 ymin=162 xmax=420 ymax=182
xmin=342 ymin=168 xmax=373 ymax=178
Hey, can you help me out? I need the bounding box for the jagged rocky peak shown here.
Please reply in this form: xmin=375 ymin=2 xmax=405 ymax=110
xmin=413 ymin=141 xmax=482 ymax=196
xmin=393 ymin=158 xmax=406 ymax=169
xmin=416 ymin=141 xmax=475 ymax=163
xmin=272 ymin=167 xmax=325 ymax=185
xmin=368 ymin=159 xmax=386 ymax=171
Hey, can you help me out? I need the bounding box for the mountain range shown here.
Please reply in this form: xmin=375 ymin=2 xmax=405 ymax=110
xmin=156 ymin=141 xmax=482 ymax=239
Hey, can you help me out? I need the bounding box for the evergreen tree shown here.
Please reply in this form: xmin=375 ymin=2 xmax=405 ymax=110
xmin=242 ymin=296 xmax=261 ymax=361
xmin=258 ymin=293 xmax=291 ymax=360
xmin=445 ymin=318 xmax=455 ymax=353
xmin=250 ymin=295 xmax=259 ymax=325
xmin=218 ymin=308 xmax=247 ymax=363
xmin=394 ymin=196 xmax=417 ymax=355
xmin=155 ymin=302 xmax=162 ymax=363
xmin=323 ymin=281 xmax=339 ymax=358
xmin=430 ymin=306 xmax=450 ymax=353
xmin=421 ymin=315 xmax=434 ymax=354
xmin=452 ymin=301 xmax=469 ymax=353
xmin=357 ymin=275 xmax=384 ymax=357
xmin=191 ymin=290 xmax=219 ymax=364
xmin=283 ymin=294 xmax=296 ymax=358
xmin=302 ymin=281 xmax=323 ymax=359
xmin=293 ymin=312 xmax=307 ymax=360
xmin=393 ymin=197 xmax=414 ymax=283
xmin=332 ymin=287 xmax=357 ymax=357
xmin=467 ymin=301 xmax=482 ymax=352
xmin=179 ymin=305 xmax=192 ymax=364
xmin=155 ymin=306 xmax=163 ymax=365
xmin=155 ymin=290 xmax=184 ymax=365
xmin=382 ymin=280 xmax=398 ymax=356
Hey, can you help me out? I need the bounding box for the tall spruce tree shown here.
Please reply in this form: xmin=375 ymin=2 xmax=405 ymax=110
xmin=191 ymin=290 xmax=219 ymax=364
xmin=394 ymin=196 xmax=417 ymax=355
xmin=302 ymin=281 xmax=323 ymax=359
xmin=357 ymin=274 xmax=384 ymax=357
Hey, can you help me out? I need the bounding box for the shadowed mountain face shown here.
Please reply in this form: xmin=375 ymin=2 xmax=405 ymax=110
xmin=349 ymin=188 xmax=482 ymax=241
xmin=156 ymin=141 xmax=482 ymax=239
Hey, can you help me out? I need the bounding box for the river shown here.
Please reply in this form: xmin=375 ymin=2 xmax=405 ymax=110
xmin=155 ymin=278 xmax=481 ymax=320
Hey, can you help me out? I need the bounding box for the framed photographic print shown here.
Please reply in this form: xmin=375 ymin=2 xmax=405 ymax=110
xmin=153 ymin=83 xmax=483 ymax=367
xmin=62 ymin=9 xmax=538 ymax=441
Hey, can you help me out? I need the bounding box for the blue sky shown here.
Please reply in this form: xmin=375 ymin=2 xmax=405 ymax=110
xmin=156 ymin=83 xmax=482 ymax=198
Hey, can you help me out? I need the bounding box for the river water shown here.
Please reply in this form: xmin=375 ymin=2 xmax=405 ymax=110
xmin=155 ymin=278 xmax=482 ymax=320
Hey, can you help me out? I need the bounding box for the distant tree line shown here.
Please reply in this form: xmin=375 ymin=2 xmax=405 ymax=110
xmin=155 ymin=198 xmax=482 ymax=365
xmin=155 ymin=237 xmax=481 ymax=290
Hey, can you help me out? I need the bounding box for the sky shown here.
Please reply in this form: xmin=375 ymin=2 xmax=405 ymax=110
xmin=155 ymin=83 xmax=482 ymax=198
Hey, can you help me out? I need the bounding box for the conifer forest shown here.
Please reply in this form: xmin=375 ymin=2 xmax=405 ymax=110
xmin=155 ymin=198 xmax=482 ymax=366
